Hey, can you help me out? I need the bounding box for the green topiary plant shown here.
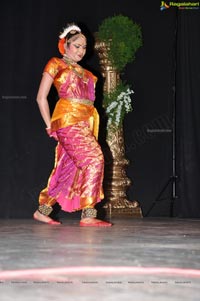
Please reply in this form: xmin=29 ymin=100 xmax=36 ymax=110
xmin=97 ymin=14 xmax=142 ymax=72
xmin=97 ymin=15 xmax=142 ymax=129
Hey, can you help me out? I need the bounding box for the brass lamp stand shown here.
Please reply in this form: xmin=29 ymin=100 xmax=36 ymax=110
xmin=95 ymin=39 xmax=142 ymax=218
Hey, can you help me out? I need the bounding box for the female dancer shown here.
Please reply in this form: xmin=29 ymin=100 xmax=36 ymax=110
xmin=33 ymin=23 xmax=112 ymax=227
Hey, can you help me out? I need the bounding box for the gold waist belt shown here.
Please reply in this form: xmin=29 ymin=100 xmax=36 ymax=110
xmin=63 ymin=98 xmax=94 ymax=106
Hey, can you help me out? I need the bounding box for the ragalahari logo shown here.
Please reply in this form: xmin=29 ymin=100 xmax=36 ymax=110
xmin=160 ymin=1 xmax=170 ymax=10
xmin=160 ymin=1 xmax=200 ymax=10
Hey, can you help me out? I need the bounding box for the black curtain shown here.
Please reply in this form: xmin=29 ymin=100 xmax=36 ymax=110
xmin=0 ymin=1 xmax=199 ymax=218
xmin=176 ymin=9 xmax=200 ymax=217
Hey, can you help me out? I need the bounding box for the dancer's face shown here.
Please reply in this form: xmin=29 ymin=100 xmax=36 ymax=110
xmin=65 ymin=35 xmax=87 ymax=62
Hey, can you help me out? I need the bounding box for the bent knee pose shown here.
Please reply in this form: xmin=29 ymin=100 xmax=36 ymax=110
xmin=33 ymin=22 xmax=112 ymax=227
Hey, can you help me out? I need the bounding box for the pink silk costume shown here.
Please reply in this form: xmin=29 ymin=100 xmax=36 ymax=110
xmin=38 ymin=57 xmax=104 ymax=212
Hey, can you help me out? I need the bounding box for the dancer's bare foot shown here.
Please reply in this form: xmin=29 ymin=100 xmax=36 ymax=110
xmin=33 ymin=210 xmax=61 ymax=225
xmin=80 ymin=218 xmax=112 ymax=227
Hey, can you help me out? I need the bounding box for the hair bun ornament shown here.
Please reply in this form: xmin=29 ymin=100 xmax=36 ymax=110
xmin=58 ymin=38 xmax=65 ymax=55
xmin=59 ymin=24 xmax=81 ymax=39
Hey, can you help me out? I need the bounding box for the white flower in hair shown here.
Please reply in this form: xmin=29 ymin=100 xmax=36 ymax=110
xmin=59 ymin=25 xmax=81 ymax=39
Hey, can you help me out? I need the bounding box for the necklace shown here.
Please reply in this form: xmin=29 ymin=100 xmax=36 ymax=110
xmin=62 ymin=54 xmax=77 ymax=65
xmin=62 ymin=55 xmax=88 ymax=83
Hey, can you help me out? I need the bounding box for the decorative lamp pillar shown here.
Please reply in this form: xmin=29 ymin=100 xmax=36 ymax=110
xmin=95 ymin=39 xmax=142 ymax=218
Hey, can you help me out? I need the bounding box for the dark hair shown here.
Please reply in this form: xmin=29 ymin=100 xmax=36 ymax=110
xmin=66 ymin=30 xmax=81 ymax=40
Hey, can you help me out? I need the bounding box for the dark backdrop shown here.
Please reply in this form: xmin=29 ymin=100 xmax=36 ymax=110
xmin=0 ymin=0 xmax=199 ymax=218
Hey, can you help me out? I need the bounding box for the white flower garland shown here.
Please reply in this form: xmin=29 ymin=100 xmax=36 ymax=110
xmin=59 ymin=25 xmax=81 ymax=39
xmin=106 ymin=88 xmax=134 ymax=127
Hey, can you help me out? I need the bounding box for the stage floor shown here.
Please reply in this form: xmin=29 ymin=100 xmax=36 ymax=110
xmin=0 ymin=217 xmax=200 ymax=300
